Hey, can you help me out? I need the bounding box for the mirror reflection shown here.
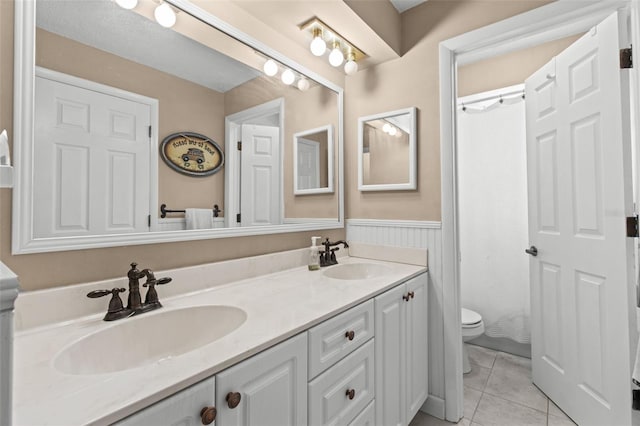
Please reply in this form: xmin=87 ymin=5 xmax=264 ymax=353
xmin=358 ymin=107 xmax=417 ymax=191
xmin=28 ymin=0 xmax=340 ymax=244
xmin=294 ymin=125 xmax=334 ymax=195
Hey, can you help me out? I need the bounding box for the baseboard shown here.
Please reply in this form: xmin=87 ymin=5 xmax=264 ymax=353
xmin=420 ymin=394 xmax=445 ymax=420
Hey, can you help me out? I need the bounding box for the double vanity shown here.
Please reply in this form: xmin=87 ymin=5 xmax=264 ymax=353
xmin=12 ymin=244 xmax=428 ymax=425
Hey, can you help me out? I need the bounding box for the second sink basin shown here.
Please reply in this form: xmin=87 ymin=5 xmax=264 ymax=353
xmin=53 ymin=305 xmax=247 ymax=375
xmin=322 ymin=263 xmax=391 ymax=280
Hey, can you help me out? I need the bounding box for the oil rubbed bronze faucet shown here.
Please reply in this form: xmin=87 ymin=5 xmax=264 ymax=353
xmin=87 ymin=262 xmax=172 ymax=321
xmin=320 ymin=239 xmax=349 ymax=267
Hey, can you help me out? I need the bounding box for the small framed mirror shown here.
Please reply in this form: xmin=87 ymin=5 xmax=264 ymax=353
xmin=294 ymin=125 xmax=334 ymax=195
xmin=358 ymin=107 xmax=417 ymax=191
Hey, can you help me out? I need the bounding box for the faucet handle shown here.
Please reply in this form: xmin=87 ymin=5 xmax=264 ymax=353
xmin=87 ymin=288 xmax=125 ymax=299
xmin=142 ymin=277 xmax=172 ymax=287
xmin=87 ymin=288 xmax=131 ymax=321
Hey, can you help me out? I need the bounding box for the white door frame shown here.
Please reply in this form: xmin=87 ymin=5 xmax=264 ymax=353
xmin=224 ymin=98 xmax=284 ymax=228
xmin=439 ymin=1 xmax=639 ymax=421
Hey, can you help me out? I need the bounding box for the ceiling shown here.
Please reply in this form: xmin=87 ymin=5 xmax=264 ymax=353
xmin=36 ymin=0 xmax=260 ymax=92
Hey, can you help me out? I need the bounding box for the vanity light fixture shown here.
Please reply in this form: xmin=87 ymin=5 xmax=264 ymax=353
xmin=299 ymin=17 xmax=365 ymax=75
xmin=328 ymin=41 xmax=344 ymax=67
xmin=263 ymin=59 xmax=278 ymax=77
xmin=115 ymin=0 xmax=138 ymax=10
xmin=154 ymin=2 xmax=177 ymax=28
xmin=281 ymin=69 xmax=295 ymax=85
xmin=310 ymin=28 xmax=327 ymax=56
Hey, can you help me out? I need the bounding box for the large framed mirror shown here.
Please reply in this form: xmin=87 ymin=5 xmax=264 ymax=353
xmin=13 ymin=0 xmax=343 ymax=254
xmin=357 ymin=107 xmax=416 ymax=191
xmin=293 ymin=125 xmax=334 ymax=195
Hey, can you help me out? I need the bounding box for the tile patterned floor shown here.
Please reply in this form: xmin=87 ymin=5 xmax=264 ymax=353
xmin=409 ymin=344 xmax=578 ymax=426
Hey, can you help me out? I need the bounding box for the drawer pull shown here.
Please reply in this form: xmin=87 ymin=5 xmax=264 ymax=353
xmin=200 ymin=406 xmax=217 ymax=425
xmin=403 ymin=293 xmax=410 ymax=302
xmin=346 ymin=388 xmax=356 ymax=400
xmin=409 ymin=291 xmax=415 ymax=299
xmin=345 ymin=330 xmax=355 ymax=341
xmin=226 ymin=392 xmax=242 ymax=409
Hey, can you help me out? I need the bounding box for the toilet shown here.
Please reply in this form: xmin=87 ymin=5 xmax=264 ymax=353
xmin=461 ymin=308 xmax=485 ymax=373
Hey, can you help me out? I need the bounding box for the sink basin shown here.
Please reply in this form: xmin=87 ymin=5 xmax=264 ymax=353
xmin=322 ymin=263 xmax=391 ymax=280
xmin=53 ymin=305 xmax=247 ymax=375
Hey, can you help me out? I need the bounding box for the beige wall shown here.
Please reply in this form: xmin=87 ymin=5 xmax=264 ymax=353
xmin=36 ymin=29 xmax=226 ymax=216
xmin=0 ymin=1 xmax=344 ymax=291
xmin=345 ymin=0 xmax=554 ymax=221
xmin=458 ymin=34 xmax=581 ymax=97
xmin=225 ymin=77 xmax=339 ymax=219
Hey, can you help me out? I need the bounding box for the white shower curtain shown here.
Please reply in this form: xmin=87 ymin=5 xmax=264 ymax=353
xmin=457 ymin=89 xmax=531 ymax=344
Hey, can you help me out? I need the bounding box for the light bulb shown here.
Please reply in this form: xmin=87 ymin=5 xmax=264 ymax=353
xmin=115 ymin=0 xmax=137 ymax=9
xmin=328 ymin=41 xmax=344 ymax=67
xmin=382 ymin=123 xmax=391 ymax=133
xmin=263 ymin=59 xmax=278 ymax=77
xmin=281 ymin=69 xmax=295 ymax=85
xmin=344 ymin=51 xmax=358 ymax=75
xmin=389 ymin=127 xmax=398 ymax=136
xmin=297 ymin=77 xmax=310 ymax=91
xmin=154 ymin=3 xmax=176 ymax=28
xmin=310 ymin=28 xmax=326 ymax=56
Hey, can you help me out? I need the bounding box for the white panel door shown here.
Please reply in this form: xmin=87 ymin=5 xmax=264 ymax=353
xmin=240 ymin=124 xmax=281 ymax=226
xmin=297 ymin=138 xmax=320 ymax=190
xmin=34 ymin=73 xmax=151 ymax=237
xmin=525 ymin=11 xmax=635 ymax=426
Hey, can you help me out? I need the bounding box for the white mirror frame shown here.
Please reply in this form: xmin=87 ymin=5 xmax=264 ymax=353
xmin=357 ymin=107 xmax=417 ymax=191
xmin=293 ymin=125 xmax=334 ymax=195
xmin=12 ymin=0 xmax=344 ymax=254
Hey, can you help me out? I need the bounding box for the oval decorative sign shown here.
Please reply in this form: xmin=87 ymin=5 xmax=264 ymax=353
xmin=160 ymin=132 xmax=224 ymax=177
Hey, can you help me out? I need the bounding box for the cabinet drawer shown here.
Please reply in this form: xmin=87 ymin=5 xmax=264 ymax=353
xmin=308 ymin=299 xmax=374 ymax=378
xmin=348 ymin=400 xmax=375 ymax=426
xmin=308 ymin=339 xmax=375 ymax=426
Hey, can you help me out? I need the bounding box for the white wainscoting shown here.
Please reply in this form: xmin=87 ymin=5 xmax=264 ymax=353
xmin=346 ymin=219 xmax=445 ymax=416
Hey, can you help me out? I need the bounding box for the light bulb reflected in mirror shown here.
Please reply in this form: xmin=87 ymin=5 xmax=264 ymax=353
xmin=382 ymin=123 xmax=391 ymax=133
xmin=115 ymin=0 xmax=137 ymax=9
xmin=281 ymin=69 xmax=295 ymax=85
xmin=388 ymin=127 xmax=398 ymax=136
xmin=154 ymin=3 xmax=176 ymax=28
xmin=263 ymin=59 xmax=278 ymax=77
xmin=297 ymin=77 xmax=310 ymax=91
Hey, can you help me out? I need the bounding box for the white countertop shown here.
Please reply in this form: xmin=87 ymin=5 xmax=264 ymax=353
xmin=12 ymin=250 xmax=426 ymax=425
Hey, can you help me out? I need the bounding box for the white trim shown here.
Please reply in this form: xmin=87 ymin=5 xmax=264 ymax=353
xmin=293 ymin=124 xmax=334 ymax=195
xmin=346 ymin=218 xmax=441 ymax=229
xmin=421 ymin=395 xmax=445 ymax=420
xmin=357 ymin=107 xmax=417 ymax=191
xmin=439 ymin=1 xmax=633 ymax=422
xmin=14 ymin=0 xmax=345 ymax=254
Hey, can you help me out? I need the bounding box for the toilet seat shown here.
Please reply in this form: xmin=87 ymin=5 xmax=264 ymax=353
xmin=461 ymin=308 xmax=482 ymax=328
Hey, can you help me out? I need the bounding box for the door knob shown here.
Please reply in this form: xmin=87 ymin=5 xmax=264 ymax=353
xmin=525 ymin=246 xmax=538 ymax=256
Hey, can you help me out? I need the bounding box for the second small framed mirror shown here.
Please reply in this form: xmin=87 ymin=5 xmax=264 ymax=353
xmin=358 ymin=107 xmax=417 ymax=191
xmin=294 ymin=125 xmax=334 ymax=195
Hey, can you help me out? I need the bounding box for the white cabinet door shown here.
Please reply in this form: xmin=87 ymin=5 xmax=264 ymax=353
xmin=375 ymin=284 xmax=406 ymax=426
xmin=216 ymin=333 xmax=307 ymax=426
xmin=375 ymin=273 xmax=428 ymax=426
xmin=405 ymin=274 xmax=429 ymax=420
xmin=115 ymin=376 xmax=216 ymax=426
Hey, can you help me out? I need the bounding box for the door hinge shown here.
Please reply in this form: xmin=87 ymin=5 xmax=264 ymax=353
xmin=237 ymin=141 xmax=242 ymax=151
xmin=621 ymin=47 xmax=633 ymax=69
xmin=148 ymin=214 xmax=151 ymax=227
xmin=236 ymin=213 xmax=241 ymax=223
xmin=148 ymin=125 xmax=152 ymax=138
xmin=627 ymin=215 xmax=638 ymax=237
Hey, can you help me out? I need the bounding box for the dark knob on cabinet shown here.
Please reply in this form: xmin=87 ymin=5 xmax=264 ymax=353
xmin=408 ymin=291 xmax=415 ymax=299
xmin=200 ymin=406 xmax=217 ymax=425
xmin=346 ymin=388 xmax=356 ymax=400
xmin=226 ymin=391 xmax=242 ymax=409
xmin=345 ymin=330 xmax=355 ymax=341
xmin=403 ymin=293 xmax=410 ymax=302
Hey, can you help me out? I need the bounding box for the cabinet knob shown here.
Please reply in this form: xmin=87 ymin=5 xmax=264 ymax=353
xmin=403 ymin=294 xmax=410 ymax=302
xmin=409 ymin=291 xmax=415 ymax=299
xmin=345 ymin=330 xmax=355 ymax=341
xmin=200 ymin=406 xmax=217 ymax=425
xmin=226 ymin=391 xmax=242 ymax=409
xmin=346 ymin=388 xmax=356 ymax=400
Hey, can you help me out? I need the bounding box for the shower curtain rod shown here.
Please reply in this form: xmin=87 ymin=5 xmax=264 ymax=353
xmin=457 ymin=88 xmax=525 ymax=108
